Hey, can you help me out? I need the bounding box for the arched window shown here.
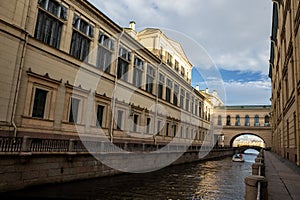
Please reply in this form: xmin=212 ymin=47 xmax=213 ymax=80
xmin=254 ymin=115 xmax=260 ymax=126
xmin=245 ymin=115 xmax=250 ymax=126
xmin=264 ymin=115 xmax=270 ymax=126
xmin=217 ymin=115 xmax=222 ymax=125
xmin=235 ymin=115 xmax=240 ymax=126
xmin=226 ymin=115 xmax=231 ymax=126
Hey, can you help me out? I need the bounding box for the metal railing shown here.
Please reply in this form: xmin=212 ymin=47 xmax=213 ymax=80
xmin=0 ymin=137 xmax=23 ymax=152
xmin=256 ymin=152 xmax=263 ymax=200
xmin=0 ymin=136 xmax=233 ymax=154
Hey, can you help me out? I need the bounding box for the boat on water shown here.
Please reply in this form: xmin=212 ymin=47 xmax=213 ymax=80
xmin=232 ymin=153 xmax=245 ymax=162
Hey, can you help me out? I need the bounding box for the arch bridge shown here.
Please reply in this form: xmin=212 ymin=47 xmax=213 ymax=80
xmin=213 ymin=105 xmax=272 ymax=148
xmin=235 ymin=145 xmax=263 ymax=153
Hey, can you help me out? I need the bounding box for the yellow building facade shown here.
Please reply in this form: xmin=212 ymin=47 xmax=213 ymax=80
xmin=269 ymin=0 xmax=300 ymax=165
xmin=0 ymin=0 xmax=214 ymax=147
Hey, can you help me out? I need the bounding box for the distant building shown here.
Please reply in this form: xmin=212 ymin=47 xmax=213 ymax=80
xmin=269 ymin=0 xmax=300 ymax=165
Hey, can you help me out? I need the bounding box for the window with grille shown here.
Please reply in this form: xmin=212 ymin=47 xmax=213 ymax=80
xmin=158 ymin=73 xmax=165 ymax=99
xmin=133 ymin=56 xmax=144 ymax=88
xmin=166 ymin=79 xmax=172 ymax=103
xmin=146 ymin=64 xmax=155 ymax=94
xmin=97 ymin=32 xmax=114 ymax=73
xmin=70 ymin=14 xmax=94 ymax=61
xmin=35 ymin=0 xmax=68 ymax=49
xmin=117 ymin=46 xmax=131 ymax=81
xmin=173 ymin=84 xmax=179 ymax=106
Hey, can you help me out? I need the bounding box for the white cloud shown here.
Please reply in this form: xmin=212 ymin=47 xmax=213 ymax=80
xmin=89 ymin=0 xmax=272 ymax=105
xmin=223 ymin=80 xmax=271 ymax=105
xmin=90 ymin=0 xmax=272 ymax=74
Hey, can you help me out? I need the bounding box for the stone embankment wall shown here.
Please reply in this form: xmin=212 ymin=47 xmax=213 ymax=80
xmin=0 ymin=136 xmax=234 ymax=192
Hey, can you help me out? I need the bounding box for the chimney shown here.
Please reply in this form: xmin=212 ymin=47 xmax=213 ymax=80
xmin=212 ymin=90 xmax=217 ymax=96
xmin=205 ymin=88 xmax=209 ymax=93
xmin=195 ymin=85 xmax=199 ymax=91
xmin=129 ymin=21 xmax=136 ymax=30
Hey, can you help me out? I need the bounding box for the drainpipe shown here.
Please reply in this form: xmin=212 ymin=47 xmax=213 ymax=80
xmin=11 ymin=1 xmax=31 ymax=138
xmin=109 ymin=29 xmax=125 ymax=143
xmin=153 ymin=60 xmax=163 ymax=145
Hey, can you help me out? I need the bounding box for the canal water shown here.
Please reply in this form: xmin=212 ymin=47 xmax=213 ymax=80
xmin=2 ymin=151 xmax=258 ymax=200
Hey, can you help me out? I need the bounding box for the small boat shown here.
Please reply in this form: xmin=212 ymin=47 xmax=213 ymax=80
xmin=232 ymin=153 xmax=245 ymax=162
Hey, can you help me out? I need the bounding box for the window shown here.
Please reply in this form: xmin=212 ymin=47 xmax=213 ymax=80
xmin=146 ymin=118 xmax=151 ymax=134
xmin=24 ymin=69 xmax=61 ymax=123
xmin=157 ymin=120 xmax=161 ymax=135
xmin=173 ymin=84 xmax=179 ymax=106
xmin=245 ymin=115 xmax=250 ymax=126
xmin=133 ymin=114 xmax=139 ymax=132
xmin=226 ymin=115 xmax=231 ymax=126
xmin=180 ymin=89 xmax=185 ymax=109
xmin=235 ymin=115 xmax=240 ymax=126
xmin=217 ymin=115 xmax=222 ymax=125
xmin=173 ymin=124 xmax=177 ymax=137
xmin=146 ymin=64 xmax=155 ymax=94
xmin=35 ymin=0 xmax=67 ymax=49
xmin=166 ymin=123 xmax=170 ymax=136
xmin=32 ymin=88 xmax=48 ymax=118
xmin=166 ymin=52 xmax=172 ymax=67
xmin=264 ymin=115 xmax=270 ymax=127
xmin=96 ymin=105 xmax=104 ymax=127
xmin=96 ymin=32 xmax=114 ymax=73
xmin=181 ymin=66 xmax=185 ymax=77
xmin=191 ymin=97 xmax=194 ymax=114
xmin=69 ymin=97 xmax=80 ymax=123
xmin=158 ymin=73 xmax=164 ymax=99
xmin=186 ymin=127 xmax=189 ymax=139
xmin=117 ymin=46 xmax=131 ymax=81
xmin=294 ymin=112 xmax=297 ymax=147
xmin=195 ymin=101 xmax=198 ymax=116
xmin=185 ymin=93 xmax=190 ymax=111
xmin=287 ymin=119 xmax=289 ymax=147
xmin=133 ymin=56 xmax=144 ymax=88
xmin=174 ymin=60 xmax=179 ymax=72
xmin=117 ymin=110 xmax=124 ymax=130
xmin=254 ymin=115 xmax=260 ymax=126
xmin=180 ymin=126 xmax=183 ymax=138
xmin=199 ymin=102 xmax=202 ymax=118
xmin=285 ymin=75 xmax=289 ymax=102
xmin=70 ymin=14 xmax=94 ymax=61
xmin=166 ymin=79 xmax=172 ymax=103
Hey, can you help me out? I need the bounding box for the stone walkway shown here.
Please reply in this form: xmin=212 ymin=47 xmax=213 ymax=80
xmin=264 ymin=151 xmax=300 ymax=200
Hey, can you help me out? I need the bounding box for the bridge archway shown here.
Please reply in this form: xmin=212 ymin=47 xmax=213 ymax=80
xmin=237 ymin=146 xmax=262 ymax=153
xmin=229 ymin=133 xmax=266 ymax=148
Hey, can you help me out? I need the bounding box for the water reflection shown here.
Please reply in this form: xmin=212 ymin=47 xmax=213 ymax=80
xmin=1 ymin=154 xmax=258 ymax=200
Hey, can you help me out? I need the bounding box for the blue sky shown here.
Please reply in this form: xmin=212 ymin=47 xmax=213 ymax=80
xmin=90 ymin=0 xmax=272 ymax=105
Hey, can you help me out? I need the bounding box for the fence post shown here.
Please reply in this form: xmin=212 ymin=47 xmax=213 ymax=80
xmin=68 ymin=139 xmax=75 ymax=152
xmin=124 ymin=142 xmax=128 ymax=151
xmin=142 ymin=143 xmax=145 ymax=152
xmin=255 ymin=157 xmax=264 ymax=164
xmin=245 ymin=175 xmax=268 ymax=200
xmin=100 ymin=141 xmax=105 ymax=152
xmin=21 ymin=136 xmax=31 ymax=152
xmin=252 ymin=163 xmax=265 ymax=176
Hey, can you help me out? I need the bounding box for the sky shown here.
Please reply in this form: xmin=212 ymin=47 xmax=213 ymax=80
xmin=89 ymin=0 xmax=273 ymax=105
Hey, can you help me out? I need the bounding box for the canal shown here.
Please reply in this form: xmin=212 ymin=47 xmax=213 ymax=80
xmin=2 ymin=151 xmax=258 ymax=200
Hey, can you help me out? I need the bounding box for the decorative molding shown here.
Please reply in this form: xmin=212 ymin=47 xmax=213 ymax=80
xmin=65 ymin=80 xmax=91 ymax=94
xmin=27 ymin=68 xmax=62 ymax=85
